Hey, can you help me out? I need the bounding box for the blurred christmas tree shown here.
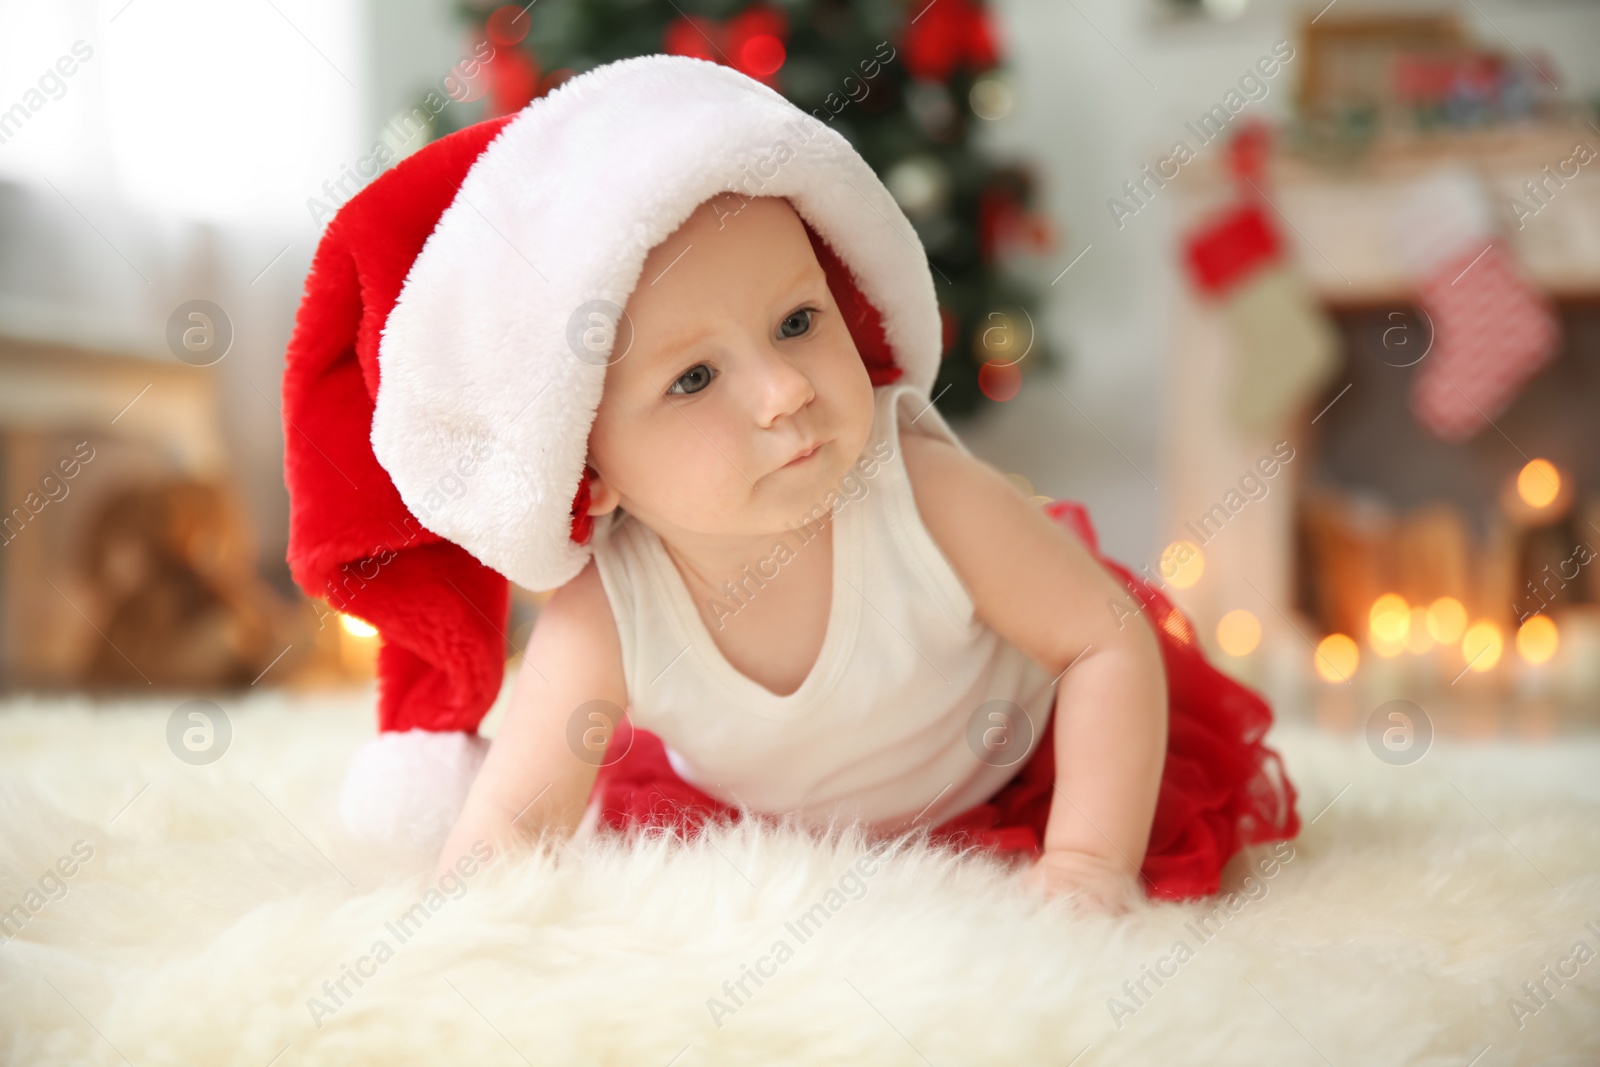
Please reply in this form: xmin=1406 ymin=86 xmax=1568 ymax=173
xmin=445 ymin=0 xmax=1060 ymax=417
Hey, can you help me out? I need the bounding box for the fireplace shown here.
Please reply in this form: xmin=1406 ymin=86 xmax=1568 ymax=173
xmin=1160 ymin=123 xmax=1600 ymax=735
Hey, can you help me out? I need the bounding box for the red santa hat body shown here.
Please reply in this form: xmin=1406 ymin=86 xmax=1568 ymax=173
xmin=282 ymin=54 xmax=942 ymax=846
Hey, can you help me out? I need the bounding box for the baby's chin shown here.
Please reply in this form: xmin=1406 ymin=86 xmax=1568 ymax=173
xmin=640 ymin=466 xmax=842 ymax=541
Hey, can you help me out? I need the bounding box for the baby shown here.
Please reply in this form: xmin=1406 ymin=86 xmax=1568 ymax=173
xmin=281 ymin=54 xmax=1295 ymax=912
xmin=436 ymin=191 xmax=1168 ymax=914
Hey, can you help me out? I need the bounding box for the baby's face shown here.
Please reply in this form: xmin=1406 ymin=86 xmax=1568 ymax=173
xmin=585 ymin=194 xmax=875 ymax=541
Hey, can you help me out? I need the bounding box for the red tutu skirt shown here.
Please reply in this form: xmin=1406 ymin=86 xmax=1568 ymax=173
xmin=589 ymin=500 xmax=1301 ymax=902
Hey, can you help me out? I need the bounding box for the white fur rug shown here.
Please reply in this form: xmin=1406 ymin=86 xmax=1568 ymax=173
xmin=2 ymin=687 xmax=1598 ymax=1066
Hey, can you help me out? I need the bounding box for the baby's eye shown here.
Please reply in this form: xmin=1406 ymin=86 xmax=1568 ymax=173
xmin=667 ymin=364 xmax=715 ymax=397
xmin=778 ymin=306 xmax=819 ymax=340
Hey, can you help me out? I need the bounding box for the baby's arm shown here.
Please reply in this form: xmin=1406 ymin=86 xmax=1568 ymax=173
xmin=434 ymin=558 xmax=628 ymax=877
xmin=901 ymin=433 xmax=1168 ymax=912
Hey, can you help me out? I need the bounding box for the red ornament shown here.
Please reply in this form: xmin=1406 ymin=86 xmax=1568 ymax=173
xmin=902 ymin=0 xmax=1000 ymax=83
xmin=486 ymin=4 xmax=531 ymax=46
xmin=978 ymin=360 xmax=1022 ymax=401
xmin=663 ymin=14 xmax=720 ymax=62
xmin=486 ymin=46 xmax=540 ymax=117
xmin=1225 ymin=119 xmax=1272 ymax=189
xmin=664 ymin=5 xmax=790 ymax=88
xmin=978 ymin=188 xmax=1056 ymax=264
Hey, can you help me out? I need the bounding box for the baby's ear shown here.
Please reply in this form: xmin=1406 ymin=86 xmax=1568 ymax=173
xmin=584 ymin=463 xmax=622 ymax=516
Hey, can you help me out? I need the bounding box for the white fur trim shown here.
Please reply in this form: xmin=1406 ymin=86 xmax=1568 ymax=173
xmin=338 ymin=730 xmax=489 ymax=849
xmin=372 ymin=54 xmax=941 ymax=592
xmin=1390 ymin=165 xmax=1498 ymax=277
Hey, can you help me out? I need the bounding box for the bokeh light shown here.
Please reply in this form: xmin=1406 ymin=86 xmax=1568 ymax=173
xmin=1516 ymin=615 xmax=1559 ymax=665
xmin=1160 ymin=540 xmax=1205 ymax=589
xmin=1461 ymin=621 xmax=1503 ymax=673
xmin=1368 ymin=593 xmax=1410 ymax=656
xmin=1315 ymin=633 xmax=1358 ymax=682
xmin=1516 ymin=458 xmax=1560 ymax=509
xmin=1216 ymin=609 xmax=1261 ymax=657
xmin=739 ymin=35 xmax=786 ymax=77
xmin=1161 ymin=609 xmax=1195 ymax=646
xmin=1426 ymin=597 xmax=1467 ymax=644
xmin=977 ymin=361 xmax=1022 ymax=401
xmin=969 ymin=76 xmax=1014 ymax=121
xmin=339 ymin=614 xmax=378 ymax=638
xmin=486 ymin=4 xmax=532 ymax=45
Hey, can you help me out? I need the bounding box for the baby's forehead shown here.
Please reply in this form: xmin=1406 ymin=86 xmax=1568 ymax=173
xmin=610 ymin=197 xmax=822 ymax=354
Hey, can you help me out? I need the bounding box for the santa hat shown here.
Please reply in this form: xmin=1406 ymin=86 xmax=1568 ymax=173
xmin=282 ymin=54 xmax=943 ymax=846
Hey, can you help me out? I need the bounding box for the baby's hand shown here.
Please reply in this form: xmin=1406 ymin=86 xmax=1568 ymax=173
xmin=1020 ymin=848 xmax=1140 ymax=915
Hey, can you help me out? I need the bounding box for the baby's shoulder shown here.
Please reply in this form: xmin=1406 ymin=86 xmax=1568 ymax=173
xmin=896 ymin=424 xmax=979 ymax=517
xmin=894 ymin=421 xmax=1046 ymax=596
xmin=529 ymin=557 xmax=628 ymax=708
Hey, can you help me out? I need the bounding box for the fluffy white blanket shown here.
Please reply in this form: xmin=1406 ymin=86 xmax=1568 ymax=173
xmin=1 ymin=689 xmax=1597 ymax=1065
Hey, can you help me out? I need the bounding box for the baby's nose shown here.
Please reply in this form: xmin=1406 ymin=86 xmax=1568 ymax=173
xmin=750 ymin=348 xmax=816 ymax=424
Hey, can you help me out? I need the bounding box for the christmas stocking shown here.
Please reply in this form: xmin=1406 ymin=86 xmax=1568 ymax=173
xmin=1391 ymin=166 xmax=1560 ymax=442
xmin=1183 ymin=200 xmax=1339 ymax=434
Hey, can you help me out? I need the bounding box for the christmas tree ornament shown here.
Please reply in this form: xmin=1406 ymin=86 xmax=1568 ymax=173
xmin=1389 ymin=165 xmax=1560 ymax=442
xmin=902 ymin=0 xmax=1000 ymax=82
xmin=885 ymin=154 xmax=951 ymax=217
xmin=663 ymin=5 xmax=790 ymax=87
xmin=905 ymin=78 xmax=960 ymax=139
xmin=969 ymin=74 xmax=1014 ymax=121
xmin=485 ymin=44 xmax=539 ymax=116
xmin=978 ymin=360 xmax=1023 ymax=401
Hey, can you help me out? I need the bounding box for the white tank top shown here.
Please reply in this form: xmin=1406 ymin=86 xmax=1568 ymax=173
xmin=589 ymin=380 xmax=1058 ymax=831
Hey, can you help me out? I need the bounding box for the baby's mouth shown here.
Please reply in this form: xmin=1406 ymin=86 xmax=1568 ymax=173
xmin=780 ymin=441 xmax=824 ymax=469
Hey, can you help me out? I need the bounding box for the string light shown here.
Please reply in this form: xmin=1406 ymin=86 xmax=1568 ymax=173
xmin=1160 ymin=540 xmax=1204 ymax=589
xmin=1461 ymin=621 xmax=1503 ymax=673
xmin=339 ymin=614 xmax=378 ymax=638
xmin=1516 ymin=459 xmax=1560 ymax=509
xmin=1426 ymin=597 xmax=1467 ymax=644
xmin=1217 ymin=609 xmax=1261 ymax=657
xmin=1314 ymin=634 xmax=1358 ymax=682
xmin=1368 ymin=594 xmax=1410 ymax=657
xmin=1516 ymin=615 xmax=1559 ymax=665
